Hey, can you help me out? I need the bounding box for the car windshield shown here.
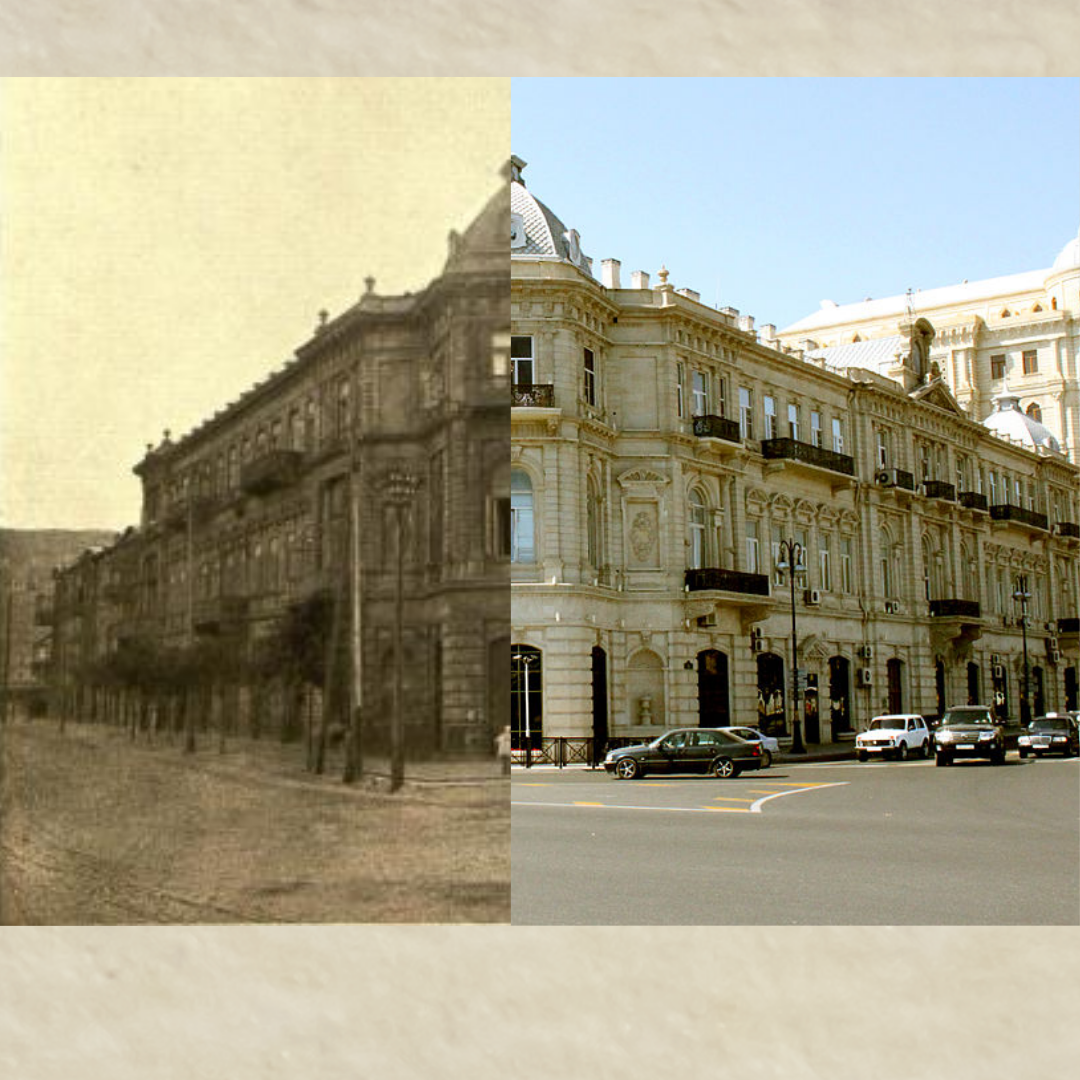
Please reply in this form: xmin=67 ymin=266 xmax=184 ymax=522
xmin=1030 ymin=719 xmax=1066 ymax=731
xmin=941 ymin=709 xmax=992 ymax=725
xmin=869 ymin=717 xmax=903 ymax=730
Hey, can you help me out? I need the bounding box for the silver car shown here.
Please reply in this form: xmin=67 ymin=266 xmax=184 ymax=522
xmin=718 ymin=726 xmax=780 ymax=768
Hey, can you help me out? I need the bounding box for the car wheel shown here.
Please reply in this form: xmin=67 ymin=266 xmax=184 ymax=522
xmin=712 ymin=757 xmax=736 ymax=779
xmin=896 ymin=742 xmax=908 ymax=762
xmin=1019 ymin=749 xmax=1028 ymax=759
xmin=857 ymin=750 xmax=868 ymax=763
xmin=935 ymin=752 xmax=951 ymax=767
xmin=991 ymin=748 xmax=1005 ymax=766
xmin=615 ymin=757 xmax=640 ymax=780
xmin=760 ymin=749 xmax=772 ymax=769
xmin=920 ymin=740 xmax=929 ymax=759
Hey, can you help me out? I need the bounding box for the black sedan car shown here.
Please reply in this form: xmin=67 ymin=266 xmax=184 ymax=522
xmin=603 ymin=727 xmax=763 ymax=780
xmin=1018 ymin=715 xmax=1080 ymax=758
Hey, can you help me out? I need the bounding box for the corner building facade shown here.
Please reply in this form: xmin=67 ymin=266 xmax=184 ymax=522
xmin=509 ymin=159 xmax=1080 ymax=758
xmin=53 ymin=180 xmax=510 ymax=756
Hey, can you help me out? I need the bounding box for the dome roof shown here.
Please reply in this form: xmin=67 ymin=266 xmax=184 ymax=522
xmin=1051 ymin=228 xmax=1080 ymax=272
xmin=509 ymin=156 xmax=593 ymax=277
xmin=983 ymin=392 xmax=1061 ymax=453
xmin=443 ymin=180 xmax=508 ymax=275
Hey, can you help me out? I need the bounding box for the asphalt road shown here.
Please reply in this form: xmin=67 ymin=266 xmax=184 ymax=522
xmin=511 ymin=755 xmax=1080 ymax=925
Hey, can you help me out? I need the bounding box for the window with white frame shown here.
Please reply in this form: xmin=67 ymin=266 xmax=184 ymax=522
xmin=511 ymin=336 xmax=534 ymax=385
xmin=840 ymin=537 xmax=853 ymax=594
xmin=763 ymin=395 xmax=776 ymax=440
xmin=688 ymin=487 xmax=709 ymax=569
xmin=739 ymin=386 xmax=753 ymax=440
xmin=771 ymin=525 xmax=785 ymax=586
xmin=876 ymin=429 xmax=889 ymax=469
xmin=788 ymin=403 xmax=800 ymax=441
xmin=745 ymin=520 xmax=760 ymax=574
xmin=832 ymin=417 xmax=844 ymax=454
xmin=676 ymin=362 xmax=685 ymax=418
xmin=492 ymin=331 xmax=510 ymax=378
xmin=583 ymin=348 xmax=596 ymax=406
xmin=819 ymin=533 xmax=832 ymax=591
xmin=810 ymin=410 xmax=822 ymax=448
xmin=717 ymin=375 xmax=728 ymax=419
xmin=691 ymin=370 xmax=708 ymax=417
xmin=510 ymin=468 xmax=535 ymax=563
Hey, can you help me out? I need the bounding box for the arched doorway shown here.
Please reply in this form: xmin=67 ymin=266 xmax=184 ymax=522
xmin=510 ymin=646 xmax=542 ymax=753
xmin=934 ymin=659 xmax=946 ymax=718
xmin=966 ymin=661 xmax=980 ymax=705
xmin=804 ymin=672 xmax=820 ymax=744
xmin=886 ymin=658 xmax=904 ymax=714
xmin=828 ymin=657 xmax=851 ymax=737
xmin=697 ymin=649 xmax=730 ymax=728
xmin=756 ymin=653 xmax=785 ymax=738
xmin=1032 ymin=665 xmax=1045 ymax=718
xmin=591 ymin=646 xmax=608 ymax=764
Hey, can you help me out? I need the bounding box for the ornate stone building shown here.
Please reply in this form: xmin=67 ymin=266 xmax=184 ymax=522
xmin=51 ymin=177 xmax=509 ymax=757
xmin=777 ymin=229 xmax=1080 ymax=462
xmin=509 ymin=158 xmax=1080 ymax=758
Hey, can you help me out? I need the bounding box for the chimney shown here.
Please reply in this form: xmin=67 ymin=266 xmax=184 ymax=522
xmin=738 ymin=315 xmax=755 ymax=333
xmin=631 ymin=270 xmax=650 ymax=290
xmin=677 ymin=288 xmax=701 ymax=302
xmin=601 ymin=259 xmax=622 ymax=289
xmin=760 ymin=323 xmax=777 ymax=341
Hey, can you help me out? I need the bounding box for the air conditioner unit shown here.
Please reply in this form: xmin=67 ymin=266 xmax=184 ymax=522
xmin=1050 ymin=649 xmax=1062 ymax=664
xmin=697 ymin=612 xmax=718 ymax=628
xmin=858 ymin=644 xmax=874 ymax=659
xmin=1048 ymin=637 xmax=1059 ymax=652
xmin=992 ymin=664 xmax=1005 ymax=679
xmin=804 ymin=588 xmax=821 ymax=606
xmin=876 ymin=469 xmax=896 ymax=487
xmin=857 ymin=668 xmax=873 ymax=687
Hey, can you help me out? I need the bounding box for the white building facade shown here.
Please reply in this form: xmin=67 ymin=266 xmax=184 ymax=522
xmin=510 ymin=159 xmax=1080 ymax=761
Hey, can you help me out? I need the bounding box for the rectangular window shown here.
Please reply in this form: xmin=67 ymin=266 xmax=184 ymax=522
xmin=691 ymin=371 xmax=708 ymax=417
xmin=763 ymin=395 xmax=776 ymax=440
xmin=676 ymin=362 xmax=685 ymax=418
xmin=771 ymin=525 xmax=784 ymax=586
xmin=492 ymin=331 xmax=510 ymax=377
xmin=876 ymin=429 xmax=888 ymax=469
xmin=1013 ymin=477 xmax=1021 ymax=504
xmin=832 ymin=417 xmax=844 ymax=454
xmin=988 ymin=472 xmax=997 ymax=504
xmin=745 ymin=520 xmax=760 ymax=574
xmin=810 ymin=410 xmax=822 ymax=448
xmin=1022 ymin=349 xmax=1038 ymax=375
xmin=788 ymin=403 xmax=800 ymax=442
xmin=920 ymin=444 xmax=931 ymax=482
xmin=881 ymin=554 xmax=892 ymax=598
xmin=739 ymin=386 xmax=753 ymax=440
xmin=583 ymin=348 xmax=596 ymax=405
xmin=990 ymin=354 xmax=1006 ymax=380
xmin=840 ymin=537 xmax=853 ymax=594
xmin=820 ymin=533 xmax=832 ymax=591
xmin=511 ymin=336 xmax=534 ymax=385
xmin=717 ymin=375 xmax=728 ymax=419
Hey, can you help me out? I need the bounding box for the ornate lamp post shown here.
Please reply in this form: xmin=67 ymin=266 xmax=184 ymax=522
xmin=380 ymin=466 xmax=421 ymax=793
xmin=1013 ymin=574 xmax=1032 ymax=725
xmin=776 ymin=538 xmax=807 ymax=754
xmin=512 ymin=651 xmax=535 ymax=769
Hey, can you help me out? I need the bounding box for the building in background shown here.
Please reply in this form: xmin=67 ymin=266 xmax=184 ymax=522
xmin=778 ymin=229 xmax=1080 ymax=462
xmin=49 ymin=176 xmax=509 ymax=759
xmin=509 ymin=157 xmax=1080 ymax=760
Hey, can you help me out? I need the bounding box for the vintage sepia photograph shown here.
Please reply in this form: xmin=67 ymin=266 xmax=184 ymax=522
xmin=0 ymin=77 xmax=511 ymax=923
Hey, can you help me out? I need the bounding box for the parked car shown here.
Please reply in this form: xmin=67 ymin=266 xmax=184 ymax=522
xmin=855 ymin=714 xmax=931 ymax=761
xmin=603 ymin=727 xmax=763 ymax=780
xmin=718 ymin=726 xmax=779 ymax=768
xmin=1018 ymin=714 xmax=1080 ymax=758
xmin=934 ymin=704 xmax=1007 ymax=766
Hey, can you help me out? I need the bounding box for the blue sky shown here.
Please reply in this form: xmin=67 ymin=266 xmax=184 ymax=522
xmin=512 ymin=78 xmax=1080 ymax=330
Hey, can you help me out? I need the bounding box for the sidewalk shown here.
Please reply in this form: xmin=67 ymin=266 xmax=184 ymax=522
xmin=10 ymin=717 xmax=508 ymax=807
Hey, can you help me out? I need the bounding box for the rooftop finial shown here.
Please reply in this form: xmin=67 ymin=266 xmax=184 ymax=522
xmin=364 ymin=276 xmax=376 ymax=295
xmin=507 ymin=155 xmax=526 ymax=185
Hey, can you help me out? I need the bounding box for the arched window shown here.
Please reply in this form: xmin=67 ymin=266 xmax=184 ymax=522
xmin=510 ymin=469 xmax=535 ymax=564
xmin=1026 ymin=402 xmax=1043 ymax=423
xmin=585 ymin=476 xmax=602 ymax=569
xmin=688 ymin=487 xmax=709 ymax=569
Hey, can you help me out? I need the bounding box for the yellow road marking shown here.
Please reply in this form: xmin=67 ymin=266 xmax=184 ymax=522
xmin=711 ymin=796 xmax=757 ymax=803
xmin=573 ymin=801 xmax=606 ymax=806
xmin=515 ymin=782 xmax=551 ymax=786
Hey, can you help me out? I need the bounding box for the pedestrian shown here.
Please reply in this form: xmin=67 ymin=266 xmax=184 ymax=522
xmin=495 ymin=724 xmax=511 ymax=775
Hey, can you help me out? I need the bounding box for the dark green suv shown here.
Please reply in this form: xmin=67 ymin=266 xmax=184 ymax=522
xmin=934 ymin=705 xmax=1008 ymax=766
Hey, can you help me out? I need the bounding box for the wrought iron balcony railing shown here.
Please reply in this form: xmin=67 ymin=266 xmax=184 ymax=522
xmin=240 ymin=450 xmax=304 ymax=496
xmin=511 ymin=383 xmax=555 ymax=408
xmin=989 ymin=503 xmax=1049 ymax=531
xmin=1057 ymin=617 xmax=1079 ymax=635
xmin=1054 ymin=521 xmax=1080 ymax=539
xmin=692 ymin=414 xmax=741 ymax=444
xmin=761 ymin=438 xmax=855 ymax=476
xmin=958 ymin=491 xmax=988 ymax=511
xmin=922 ymin=480 xmax=956 ymax=501
xmin=929 ymin=598 xmax=981 ymax=619
xmin=685 ymin=568 xmax=770 ymax=596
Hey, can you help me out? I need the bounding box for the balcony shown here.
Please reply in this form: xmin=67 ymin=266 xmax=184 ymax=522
xmin=1054 ymin=521 xmax=1080 ymax=540
xmin=692 ymin=414 xmax=741 ymax=445
xmin=1057 ymin=618 xmax=1079 ymax=635
xmin=685 ymin=568 xmax=770 ymax=596
xmin=192 ymin=595 xmax=250 ymax=635
xmin=240 ymin=449 xmax=303 ymax=496
xmin=876 ymin=468 xmax=916 ymax=491
xmin=929 ymin=599 xmax=981 ymax=619
xmin=958 ymin=491 xmax=988 ymax=512
xmin=511 ymin=383 xmax=555 ymax=409
xmin=761 ymin=438 xmax=855 ymax=478
xmin=922 ymin=480 xmax=956 ymax=501
xmin=989 ymin=503 xmax=1049 ymax=531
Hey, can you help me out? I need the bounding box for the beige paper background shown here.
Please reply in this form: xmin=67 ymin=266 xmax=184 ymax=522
xmin=2 ymin=10 xmax=1079 ymax=1078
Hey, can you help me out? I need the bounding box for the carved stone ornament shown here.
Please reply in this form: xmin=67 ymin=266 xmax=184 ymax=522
xmin=630 ymin=510 xmax=658 ymax=562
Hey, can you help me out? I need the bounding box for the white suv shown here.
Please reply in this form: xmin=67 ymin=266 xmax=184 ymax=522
xmin=855 ymin=714 xmax=931 ymax=761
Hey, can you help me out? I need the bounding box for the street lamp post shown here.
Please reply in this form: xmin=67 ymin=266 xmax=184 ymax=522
xmin=380 ymin=466 xmax=421 ymax=793
xmin=776 ymin=538 xmax=807 ymax=754
xmin=513 ymin=652 xmax=535 ymax=769
xmin=1013 ymin=574 xmax=1032 ymax=725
